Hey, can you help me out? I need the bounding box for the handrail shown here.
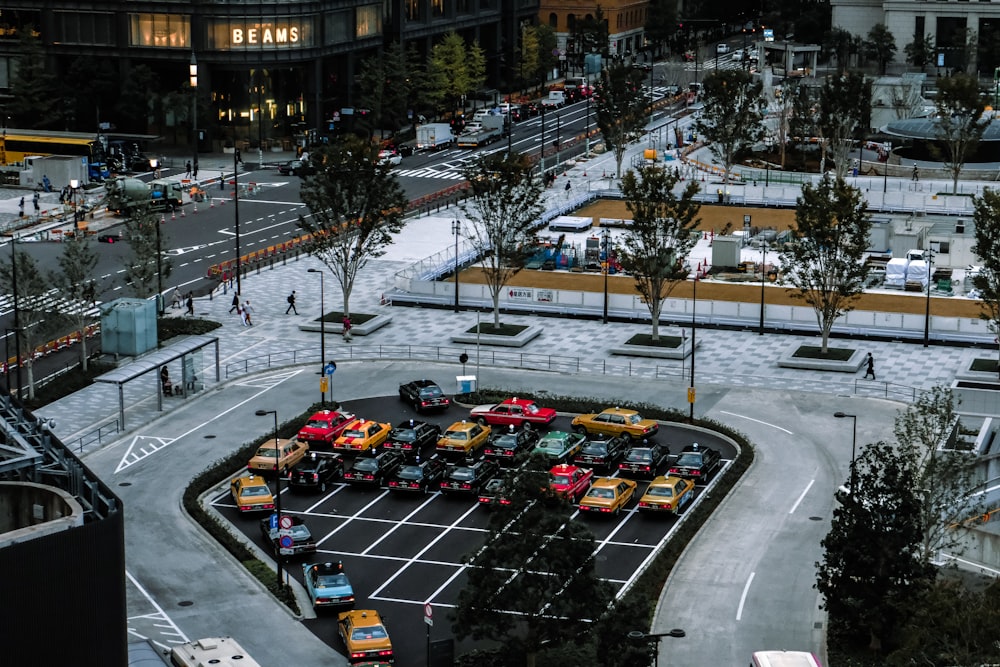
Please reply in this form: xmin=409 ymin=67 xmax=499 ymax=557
xmin=69 ymin=418 xmax=120 ymax=454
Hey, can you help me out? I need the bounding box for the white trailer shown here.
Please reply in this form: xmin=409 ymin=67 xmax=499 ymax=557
xmin=19 ymin=155 xmax=89 ymax=190
xmin=416 ymin=123 xmax=455 ymax=150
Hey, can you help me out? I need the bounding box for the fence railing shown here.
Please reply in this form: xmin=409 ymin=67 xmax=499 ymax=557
xmin=68 ymin=418 xmax=120 ymax=454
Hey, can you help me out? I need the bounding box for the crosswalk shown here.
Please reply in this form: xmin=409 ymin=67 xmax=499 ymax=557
xmin=683 ymin=58 xmax=753 ymax=72
xmin=394 ymin=167 xmax=468 ymax=180
xmin=0 ymin=289 xmax=102 ymax=321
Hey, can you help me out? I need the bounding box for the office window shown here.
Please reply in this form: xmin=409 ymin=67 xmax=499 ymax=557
xmin=54 ymin=12 xmax=114 ymax=45
xmin=432 ymin=0 xmax=445 ymax=18
xmin=326 ymin=11 xmax=351 ymax=43
xmin=129 ymin=13 xmax=190 ymax=48
xmin=457 ymin=0 xmax=470 ymax=13
xmin=549 ymin=13 xmax=558 ymax=28
xmin=356 ymin=4 xmax=382 ymax=38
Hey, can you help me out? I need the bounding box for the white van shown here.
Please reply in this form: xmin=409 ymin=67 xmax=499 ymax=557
xmin=716 ymin=43 xmax=731 ymax=55
xmin=751 ymin=650 xmax=822 ymax=667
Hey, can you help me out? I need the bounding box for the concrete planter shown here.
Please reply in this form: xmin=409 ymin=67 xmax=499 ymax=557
xmin=298 ymin=313 xmax=392 ymax=336
xmin=777 ymin=345 xmax=865 ymax=373
xmin=611 ymin=335 xmax=696 ymax=359
xmin=451 ymin=325 xmax=543 ymax=348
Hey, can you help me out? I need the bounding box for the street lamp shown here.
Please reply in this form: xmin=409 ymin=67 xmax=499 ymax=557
xmin=923 ymin=245 xmax=935 ymax=348
xmin=307 ymin=268 xmax=326 ymax=405
xmin=759 ymin=239 xmax=767 ymax=335
xmin=628 ymin=628 xmax=686 ymax=666
xmin=8 ymin=234 xmax=21 ymax=402
xmin=452 ymin=220 xmax=461 ymax=313
xmin=689 ymin=275 xmax=697 ymax=423
xmin=189 ymin=52 xmax=198 ymax=176
xmin=601 ymin=226 xmax=612 ymax=324
xmin=254 ymin=408 xmax=283 ymax=589
xmin=834 ymin=412 xmax=858 ymax=497
xmin=68 ymin=178 xmax=81 ymax=232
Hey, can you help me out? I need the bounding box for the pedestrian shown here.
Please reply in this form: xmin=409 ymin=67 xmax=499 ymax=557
xmin=912 ymin=165 xmax=919 ymax=181
xmin=193 ymin=161 xmax=199 ymax=179
xmin=229 ymin=291 xmax=241 ymax=314
xmin=342 ymin=315 xmax=352 ymax=342
xmin=285 ymin=290 xmax=298 ymax=315
xmin=18 ymin=197 xmax=24 ymax=217
xmin=185 ymin=292 xmax=194 ymax=316
xmin=864 ymin=352 xmax=876 ymax=380
xmin=235 ymin=148 xmax=242 ymax=165
xmin=185 ymin=160 xmax=192 ymax=178
xmin=243 ymin=300 xmax=254 ymax=326
xmin=32 ymin=191 xmax=39 ymax=213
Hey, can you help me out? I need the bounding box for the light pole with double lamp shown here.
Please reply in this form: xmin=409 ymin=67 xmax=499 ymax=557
xmin=68 ymin=179 xmax=81 ymax=232
xmin=307 ymin=268 xmax=326 ymax=405
xmin=759 ymin=239 xmax=767 ymax=335
xmin=689 ymin=276 xmax=697 ymax=423
xmin=628 ymin=628 xmax=686 ymax=666
xmin=601 ymin=226 xmax=612 ymax=324
xmin=923 ymin=245 xmax=935 ymax=348
xmin=189 ymin=52 xmax=198 ymax=177
xmin=834 ymin=411 xmax=858 ymax=497
xmin=452 ymin=220 xmax=461 ymax=313
xmin=255 ymin=409 xmax=283 ymax=588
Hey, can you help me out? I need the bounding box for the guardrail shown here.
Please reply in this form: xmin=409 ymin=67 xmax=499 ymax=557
xmin=67 ymin=418 xmax=120 ymax=454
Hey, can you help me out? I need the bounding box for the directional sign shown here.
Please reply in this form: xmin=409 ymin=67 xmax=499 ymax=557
xmin=325 ymin=362 xmax=337 ymax=376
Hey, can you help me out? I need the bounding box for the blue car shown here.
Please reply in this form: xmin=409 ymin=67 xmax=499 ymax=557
xmin=302 ymin=561 xmax=355 ymax=610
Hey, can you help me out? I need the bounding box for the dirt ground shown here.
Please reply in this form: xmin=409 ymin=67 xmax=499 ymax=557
xmin=576 ymin=201 xmax=798 ymax=233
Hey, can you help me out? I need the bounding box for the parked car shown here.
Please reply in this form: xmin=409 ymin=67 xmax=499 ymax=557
xmin=343 ymin=450 xmax=406 ymax=486
xmin=398 ymin=379 xmax=450 ymax=412
xmin=548 ymin=464 xmax=594 ymax=502
xmin=578 ymin=477 xmax=638 ymax=515
xmin=440 ymin=459 xmax=500 ymax=495
xmin=303 ymin=561 xmax=355 ymax=610
xmin=531 ymin=431 xmax=587 ymax=464
xmin=618 ymin=442 xmax=671 ymax=478
xmin=259 ymin=514 xmax=317 ymax=557
xmin=387 ymin=457 xmax=448 ymax=493
xmin=483 ymin=425 xmax=540 ymax=466
xmin=478 ymin=477 xmax=511 ymax=508
xmin=297 ymin=409 xmax=355 ymax=448
xmin=573 ymin=434 xmax=630 ymax=471
xmin=288 ymin=451 xmax=344 ymax=493
xmin=384 ymin=420 xmax=442 ymax=458
xmin=436 ymin=421 xmax=491 ymax=458
xmin=638 ymin=475 xmax=696 ymax=515
xmin=333 ymin=419 xmax=392 ymax=454
xmin=668 ymin=443 xmax=722 ymax=483
xmin=229 ymin=475 xmax=275 ymax=514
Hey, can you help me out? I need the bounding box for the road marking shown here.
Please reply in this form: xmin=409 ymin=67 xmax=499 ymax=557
xmin=736 ymin=571 xmax=755 ymax=621
xmin=719 ymin=410 xmax=793 ymax=434
xmin=362 ymin=493 xmax=439 ymax=555
xmin=116 ymin=436 xmax=176 ymax=473
xmin=789 ymin=479 xmax=815 ymax=514
xmin=126 ymin=569 xmax=188 ymax=646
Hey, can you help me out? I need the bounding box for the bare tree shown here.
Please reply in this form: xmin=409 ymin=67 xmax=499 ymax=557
xmin=817 ymin=72 xmax=872 ymax=179
xmin=298 ymin=136 xmax=408 ymax=318
xmin=53 ymin=233 xmax=99 ymax=371
xmin=459 ymin=152 xmax=545 ymax=328
xmin=123 ymin=204 xmax=171 ymax=300
xmin=0 ymin=249 xmax=55 ymax=400
xmin=971 ymin=188 xmax=1000 ymax=377
xmin=694 ymin=70 xmax=766 ymax=184
xmin=618 ymin=165 xmax=702 ymax=340
xmin=932 ymin=73 xmax=988 ymax=194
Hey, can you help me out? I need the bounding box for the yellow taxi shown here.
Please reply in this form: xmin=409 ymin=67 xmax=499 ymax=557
xmin=229 ymin=475 xmax=275 ymax=514
xmin=247 ymin=438 xmax=309 ymax=476
xmin=571 ymin=407 xmax=659 ymax=441
xmin=638 ymin=475 xmax=696 ymax=515
xmin=333 ymin=419 xmax=392 ymax=453
xmin=337 ymin=609 xmax=394 ymax=663
xmin=436 ymin=420 xmax=491 ymax=457
xmin=578 ymin=477 xmax=637 ymax=516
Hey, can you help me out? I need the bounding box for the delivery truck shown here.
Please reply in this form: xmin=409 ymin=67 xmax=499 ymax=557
xmin=106 ymin=177 xmax=185 ymax=215
xmin=456 ymin=115 xmax=509 ymax=148
xmin=416 ymin=123 xmax=456 ymax=150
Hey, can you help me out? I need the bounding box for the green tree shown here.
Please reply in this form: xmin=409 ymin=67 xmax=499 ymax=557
xmin=467 ymin=40 xmax=487 ymax=100
xmin=298 ymin=136 xmax=408 ymax=319
xmin=574 ymin=7 xmax=610 ymax=58
xmin=453 ymin=457 xmax=612 ymax=667
xmin=535 ymin=24 xmax=559 ymax=83
xmin=458 ymin=152 xmax=545 ymax=328
xmin=0 ymin=249 xmax=55 ymax=400
xmin=595 ymin=62 xmax=649 ymax=178
xmin=116 ymin=64 xmax=158 ymax=134
xmin=693 ymin=70 xmax=766 ymax=185
xmin=7 ymin=29 xmax=62 ymax=129
xmin=123 ymin=205 xmax=172 ymax=300
xmin=904 ymin=33 xmax=935 ymax=69
xmin=427 ymin=31 xmax=473 ymax=115
xmin=644 ymin=0 xmax=678 ymax=58
xmin=519 ymin=26 xmax=542 ymax=90
xmin=932 ymin=73 xmax=988 ymax=194
xmin=971 ymin=189 xmax=1000 ymax=376
xmin=357 ymin=43 xmax=413 ymax=138
xmin=817 ymin=72 xmax=872 ymax=180
xmin=619 ymin=166 xmax=702 ymax=341
xmin=823 ymin=27 xmax=854 ymax=72
xmin=53 ymin=233 xmax=100 ymax=372
xmin=863 ymin=24 xmax=897 ymax=75
xmin=816 ymin=441 xmax=936 ymax=654
xmin=778 ymin=177 xmax=872 ymax=353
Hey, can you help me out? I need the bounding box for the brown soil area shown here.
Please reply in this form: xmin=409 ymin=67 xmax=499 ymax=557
xmin=576 ymin=202 xmax=798 ymax=233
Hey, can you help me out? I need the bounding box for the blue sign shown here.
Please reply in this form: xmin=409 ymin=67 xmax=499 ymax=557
xmin=324 ymin=362 xmax=337 ymax=376
xmin=279 ymin=535 xmax=294 ymax=549
xmin=268 ymin=513 xmax=279 ymax=530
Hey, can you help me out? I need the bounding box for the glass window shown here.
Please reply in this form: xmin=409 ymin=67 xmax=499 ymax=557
xmin=406 ymin=0 xmax=421 ymax=22
xmin=456 ymin=0 xmax=470 ymax=14
xmin=54 ymin=12 xmax=114 ymax=45
xmin=129 ymin=13 xmax=190 ymax=48
xmin=326 ymin=11 xmax=351 ymax=44
xmin=432 ymin=0 xmax=445 ymax=18
xmin=549 ymin=13 xmax=558 ymax=29
xmin=0 ymin=10 xmax=42 ymax=41
xmin=356 ymin=4 xmax=382 ymax=38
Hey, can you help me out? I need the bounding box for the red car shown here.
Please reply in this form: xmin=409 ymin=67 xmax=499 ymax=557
xmin=297 ymin=409 xmax=356 ymax=448
xmin=470 ymin=397 xmax=557 ymax=429
xmin=548 ymin=464 xmax=594 ymax=502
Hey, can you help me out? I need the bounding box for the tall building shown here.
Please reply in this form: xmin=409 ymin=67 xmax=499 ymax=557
xmin=539 ymin=0 xmax=650 ymax=75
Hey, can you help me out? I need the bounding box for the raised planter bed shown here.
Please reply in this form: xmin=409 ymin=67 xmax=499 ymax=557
xmin=298 ymin=313 xmax=391 ymax=336
xmin=777 ymin=345 xmax=866 ymax=373
xmin=451 ymin=323 xmax=542 ymax=348
xmin=610 ymin=333 xmax=695 ymax=359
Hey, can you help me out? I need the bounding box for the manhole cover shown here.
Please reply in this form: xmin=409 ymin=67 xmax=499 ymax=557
xmin=178 ymin=600 xmax=194 ymax=607
xmin=204 ymin=434 xmax=217 ymax=439
xmin=809 ymin=516 xmax=823 ymax=521
xmin=119 ymin=482 xmax=132 ymax=487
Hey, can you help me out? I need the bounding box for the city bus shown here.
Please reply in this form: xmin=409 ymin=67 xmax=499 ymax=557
xmin=170 ymin=637 xmax=262 ymax=667
xmin=751 ymin=650 xmax=823 ymax=667
xmin=0 ymin=128 xmax=108 ymax=179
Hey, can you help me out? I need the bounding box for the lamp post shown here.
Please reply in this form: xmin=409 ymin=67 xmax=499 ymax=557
xmin=9 ymin=234 xmax=21 ymax=402
xmin=452 ymin=220 xmax=461 ymax=313
xmin=585 ymin=92 xmax=591 ymax=156
xmin=189 ymin=52 xmax=198 ymax=176
xmin=155 ymin=197 xmax=164 ymax=316
xmin=254 ymin=408 xmax=283 ymax=588
xmin=68 ymin=178 xmax=81 ymax=232
xmin=602 ymin=226 xmax=612 ymax=324
xmin=689 ymin=275 xmax=697 ymax=423
xmin=759 ymin=239 xmax=767 ymax=335
xmin=628 ymin=628 xmax=686 ymax=666
xmin=923 ymin=245 xmax=934 ymax=348
xmin=834 ymin=412 xmax=858 ymax=497
xmin=540 ymin=104 xmax=546 ymax=176
xmin=307 ymin=268 xmax=326 ymax=405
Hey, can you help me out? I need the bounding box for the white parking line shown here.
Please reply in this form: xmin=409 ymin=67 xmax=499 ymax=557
xmin=789 ymin=479 xmax=815 ymax=514
xmin=736 ymin=571 xmax=755 ymax=621
xmin=126 ymin=569 xmax=189 ymax=645
xmin=362 ymin=493 xmax=440 ymax=555
xmin=719 ymin=410 xmax=793 ymax=435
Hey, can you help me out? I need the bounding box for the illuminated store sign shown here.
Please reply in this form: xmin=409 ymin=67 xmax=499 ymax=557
xmin=232 ymin=25 xmax=299 ymax=45
xmin=209 ymin=18 xmax=314 ymax=49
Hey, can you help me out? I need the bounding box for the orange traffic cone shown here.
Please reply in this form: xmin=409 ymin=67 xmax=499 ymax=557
xmin=180 ymin=207 xmax=186 ymax=218
xmin=160 ymin=214 xmax=166 ymax=224
xmin=193 ymin=203 xmax=198 ymax=214
xmin=210 ymin=198 xmax=215 ymax=209
xmin=171 ymin=209 xmax=176 ymax=221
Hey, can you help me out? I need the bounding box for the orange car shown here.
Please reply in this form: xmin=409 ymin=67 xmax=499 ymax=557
xmin=436 ymin=421 xmax=491 ymax=457
xmin=333 ymin=419 xmax=392 ymax=453
xmin=338 ymin=609 xmax=393 ymax=663
xmin=578 ymin=477 xmax=637 ymax=516
xmin=247 ymin=438 xmax=309 ymax=476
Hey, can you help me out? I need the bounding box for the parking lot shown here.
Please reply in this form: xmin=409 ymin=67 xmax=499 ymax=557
xmin=211 ymin=395 xmax=736 ymax=666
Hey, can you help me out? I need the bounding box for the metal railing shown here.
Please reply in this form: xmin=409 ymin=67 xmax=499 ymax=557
xmin=68 ymin=418 xmax=120 ymax=454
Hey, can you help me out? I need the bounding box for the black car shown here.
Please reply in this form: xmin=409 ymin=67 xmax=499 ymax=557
xmin=343 ymin=450 xmax=405 ymax=486
xmin=477 ymin=477 xmax=511 ymax=508
xmin=440 ymin=459 xmax=500 ymax=496
xmin=573 ymin=435 xmax=630 ymax=471
xmin=289 ymin=452 xmax=344 ymax=493
xmin=398 ymin=379 xmax=450 ymax=412
xmin=97 ymin=233 xmax=121 ymax=244
xmin=483 ymin=425 xmax=540 ymax=466
xmin=258 ymin=515 xmax=317 ymax=557
xmin=386 ymin=458 xmax=448 ymax=493
xmin=618 ymin=442 xmax=671 ymax=478
xmin=668 ymin=443 xmax=722 ymax=483
xmin=384 ymin=420 xmax=442 ymax=458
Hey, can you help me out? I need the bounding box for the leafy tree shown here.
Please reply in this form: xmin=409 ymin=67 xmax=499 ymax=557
xmin=574 ymin=7 xmax=610 ymax=58
xmin=298 ymin=136 xmax=408 ymax=318
xmin=619 ymin=166 xmax=702 ymax=341
xmin=519 ymin=26 xmax=542 ymax=91
xmin=116 ymin=64 xmax=158 ymax=134
xmin=904 ymin=33 xmax=935 ymax=69
xmin=693 ymin=70 xmax=766 ymax=185
xmin=774 ymin=79 xmax=801 ymax=169
xmin=817 ymin=72 xmax=872 ymax=180
xmin=453 ymin=457 xmax=612 ymax=667
xmin=971 ymin=189 xmax=1000 ymax=376
xmin=932 ymin=73 xmax=988 ymax=194
xmin=535 ymin=24 xmax=559 ymax=81
xmin=427 ymin=31 xmax=474 ymax=115
xmin=123 ymin=205 xmax=172 ymax=300
xmin=778 ymin=177 xmax=872 ymax=353
xmin=66 ymin=57 xmax=120 ymax=132
xmin=594 ymin=63 xmax=649 ymax=178
xmin=0 ymin=249 xmax=55 ymax=400
xmin=357 ymin=43 xmax=413 ymax=138
xmin=7 ymin=29 xmax=62 ymax=129
xmin=644 ymin=0 xmax=678 ymax=58
xmin=53 ymin=233 xmax=100 ymax=372
xmin=467 ymin=40 xmax=487 ymax=99
xmin=816 ymin=441 xmax=936 ymax=654
xmin=823 ymin=27 xmax=854 ymax=72
xmin=788 ymin=82 xmax=819 ymax=160
xmin=458 ymin=152 xmax=545 ymax=328
xmin=863 ymin=24 xmax=897 ymax=75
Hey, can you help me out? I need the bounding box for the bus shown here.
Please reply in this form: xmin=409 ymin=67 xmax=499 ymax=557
xmin=170 ymin=637 xmax=262 ymax=667
xmin=0 ymin=128 xmax=108 ymax=179
xmin=752 ymin=650 xmax=823 ymax=667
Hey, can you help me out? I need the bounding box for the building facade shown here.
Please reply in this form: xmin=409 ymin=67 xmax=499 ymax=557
xmin=0 ymin=0 xmax=538 ymax=151
xmin=539 ymin=0 xmax=650 ymax=75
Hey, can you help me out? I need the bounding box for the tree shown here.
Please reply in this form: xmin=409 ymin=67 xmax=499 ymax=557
xmin=467 ymin=40 xmax=487 ymax=99
xmin=817 ymin=72 xmax=872 ymax=180
xmin=778 ymin=177 xmax=872 ymax=353
xmin=644 ymin=0 xmax=678 ymax=58
xmin=298 ymin=136 xmax=408 ymax=319
xmin=816 ymin=441 xmax=936 ymax=654
xmin=357 ymin=43 xmax=413 ymax=138
xmin=932 ymin=73 xmax=988 ymax=194
xmin=594 ymin=63 xmax=649 ymax=178
xmin=904 ymin=33 xmax=935 ymax=69
xmin=427 ymin=31 xmax=474 ymax=115
xmin=535 ymin=25 xmax=559 ymax=83
xmin=53 ymin=233 xmax=99 ymax=372
xmin=7 ymin=29 xmax=62 ymax=129
xmin=863 ymin=24 xmax=897 ymax=75
xmin=823 ymin=27 xmax=854 ymax=72
xmin=618 ymin=166 xmax=702 ymax=341
xmin=458 ymin=152 xmax=545 ymax=328
xmin=892 ymin=386 xmax=985 ymax=563
xmin=453 ymin=457 xmax=613 ymax=667
xmin=518 ymin=26 xmax=542 ymax=90
xmin=123 ymin=205 xmax=171 ymax=300
xmin=971 ymin=189 xmax=1000 ymax=377
xmin=693 ymin=70 xmax=766 ymax=185
xmin=116 ymin=64 xmax=157 ymax=134
xmin=0 ymin=250 xmax=55 ymax=400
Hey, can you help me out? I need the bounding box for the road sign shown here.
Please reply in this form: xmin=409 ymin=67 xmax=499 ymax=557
xmin=687 ymin=387 xmax=696 ymax=403
xmin=325 ymin=362 xmax=337 ymax=376
xmin=279 ymin=515 xmax=294 ymax=530
xmin=279 ymin=535 xmax=294 ymax=549
xmin=268 ymin=513 xmax=279 ymax=530
xmin=320 ymin=377 xmax=329 ymax=393
xmin=424 ymin=603 xmax=433 ymax=625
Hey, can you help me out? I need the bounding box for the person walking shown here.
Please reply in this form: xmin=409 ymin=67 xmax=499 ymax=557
xmin=171 ymin=288 xmax=182 ymax=309
xmin=18 ymin=197 xmax=24 ymax=217
xmin=229 ymin=291 xmax=241 ymax=314
xmin=185 ymin=160 xmax=192 ymax=178
xmin=285 ymin=290 xmax=298 ymax=315
xmin=185 ymin=292 xmax=194 ymax=316
xmin=912 ymin=165 xmax=919 ymax=181
xmin=32 ymin=191 xmax=40 ymax=214
xmin=243 ymin=300 xmax=254 ymax=326
xmin=342 ymin=316 xmax=352 ymax=342
xmin=193 ymin=161 xmax=199 ymax=179
xmin=863 ymin=352 xmax=876 ymax=380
